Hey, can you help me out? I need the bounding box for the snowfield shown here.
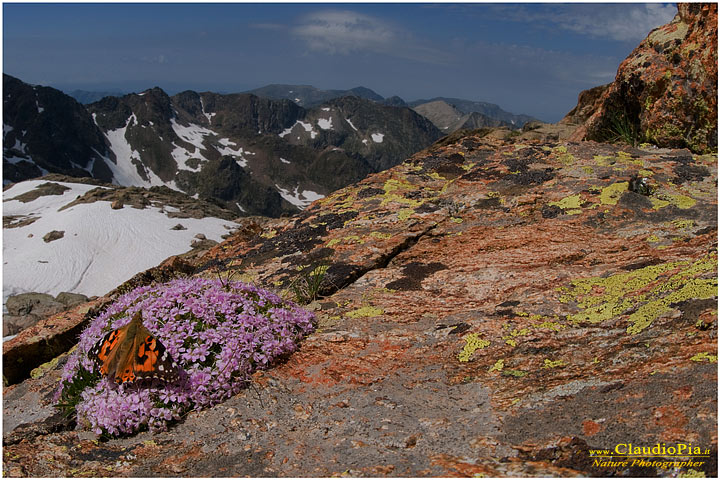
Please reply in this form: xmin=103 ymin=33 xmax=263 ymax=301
xmin=3 ymin=180 xmax=239 ymax=303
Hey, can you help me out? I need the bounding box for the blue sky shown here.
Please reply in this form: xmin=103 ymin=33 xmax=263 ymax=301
xmin=3 ymin=2 xmax=677 ymax=121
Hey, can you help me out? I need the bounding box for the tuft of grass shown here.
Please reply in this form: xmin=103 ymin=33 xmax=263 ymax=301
xmin=289 ymin=264 xmax=330 ymax=304
xmin=602 ymin=109 xmax=641 ymax=147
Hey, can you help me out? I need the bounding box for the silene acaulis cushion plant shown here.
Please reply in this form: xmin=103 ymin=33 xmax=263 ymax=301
xmin=54 ymin=277 xmax=315 ymax=436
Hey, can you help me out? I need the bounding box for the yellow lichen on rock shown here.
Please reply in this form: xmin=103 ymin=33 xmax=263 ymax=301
xmin=458 ymin=333 xmax=491 ymax=362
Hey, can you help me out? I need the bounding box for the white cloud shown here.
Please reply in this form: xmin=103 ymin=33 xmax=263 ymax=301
xmin=292 ymin=10 xmax=450 ymax=64
xmin=491 ymin=4 xmax=677 ymax=42
xmin=553 ymin=4 xmax=677 ymax=42
xmin=140 ymin=54 xmax=169 ymax=65
xmin=293 ymin=10 xmax=397 ymax=55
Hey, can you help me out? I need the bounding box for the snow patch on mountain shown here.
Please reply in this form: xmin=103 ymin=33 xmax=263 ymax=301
xmin=200 ymin=97 xmax=216 ymax=124
xmin=274 ymin=184 xmax=324 ymax=209
xmin=3 ymin=179 xmax=239 ymax=302
xmin=317 ymin=117 xmax=333 ymax=130
xmin=100 ymin=114 xmax=180 ymax=190
xmin=171 ymin=119 xmax=214 ymax=155
xmin=279 ymin=120 xmax=318 ymax=139
xmin=345 ymin=118 xmax=358 ymax=131
xmin=371 ymin=133 xmax=384 ymax=143
xmin=217 ymin=138 xmax=253 ymax=168
xmin=280 ymin=157 xmax=291 ymax=164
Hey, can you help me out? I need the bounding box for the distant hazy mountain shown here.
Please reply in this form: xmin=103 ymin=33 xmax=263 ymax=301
xmin=65 ymin=89 xmax=126 ymax=104
xmin=412 ymin=100 xmax=513 ymax=133
xmin=383 ymin=96 xmax=408 ymax=107
xmin=245 ymin=84 xmax=384 ymax=108
xmin=409 ymin=97 xmax=539 ymax=127
xmin=248 ymin=84 xmax=537 ymax=131
xmin=4 ymin=75 xmax=442 ymax=217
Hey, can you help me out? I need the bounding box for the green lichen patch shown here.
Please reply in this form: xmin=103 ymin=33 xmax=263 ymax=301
xmin=369 ymin=231 xmax=392 ymax=240
xmin=678 ymin=468 xmax=705 ymax=478
xmin=30 ymin=355 xmax=62 ymax=379
xmin=502 ymin=369 xmax=527 ymax=377
xmin=397 ymin=208 xmax=415 ymax=221
xmin=558 ymin=254 xmax=718 ymax=334
xmin=458 ymin=333 xmax=491 ymax=362
xmin=594 ymin=155 xmax=616 ymax=166
xmin=689 ymin=352 xmax=718 ymax=363
xmin=326 ymin=235 xmax=366 ymax=247
xmin=380 ymin=178 xmax=424 ymax=207
xmin=533 ymin=321 xmax=566 ymax=331
xmin=670 ymin=219 xmax=695 ymax=230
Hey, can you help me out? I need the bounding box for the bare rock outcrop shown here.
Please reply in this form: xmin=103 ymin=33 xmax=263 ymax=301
xmin=565 ymin=3 xmax=717 ymax=153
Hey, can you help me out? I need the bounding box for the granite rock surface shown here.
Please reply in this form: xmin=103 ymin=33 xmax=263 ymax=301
xmin=4 ymin=128 xmax=716 ymax=477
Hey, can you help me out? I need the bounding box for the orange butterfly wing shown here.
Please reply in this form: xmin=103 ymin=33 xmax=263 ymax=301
xmin=89 ymin=313 xmax=179 ymax=385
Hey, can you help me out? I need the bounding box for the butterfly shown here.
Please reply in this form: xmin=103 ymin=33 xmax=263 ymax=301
xmin=89 ymin=311 xmax=180 ymax=385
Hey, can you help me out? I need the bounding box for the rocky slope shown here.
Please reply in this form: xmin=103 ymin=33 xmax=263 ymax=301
xmin=563 ymin=3 xmax=717 ymax=153
xmin=4 ymin=126 xmax=716 ymax=477
xmin=4 ymin=77 xmax=442 ymax=216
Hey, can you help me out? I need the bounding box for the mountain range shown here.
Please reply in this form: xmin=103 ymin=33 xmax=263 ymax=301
xmin=64 ymin=82 xmax=537 ymax=131
xmin=3 ymin=75 xmax=443 ymax=216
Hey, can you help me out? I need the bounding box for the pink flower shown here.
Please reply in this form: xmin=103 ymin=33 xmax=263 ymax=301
xmin=56 ymin=277 xmax=314 ymax=435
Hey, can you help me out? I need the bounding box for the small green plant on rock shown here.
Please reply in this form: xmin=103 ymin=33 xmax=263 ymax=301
xmin=289 ymin=264 xmax=330 ymax=304
xmin=603 ymin=109 xmax=642 ymax=147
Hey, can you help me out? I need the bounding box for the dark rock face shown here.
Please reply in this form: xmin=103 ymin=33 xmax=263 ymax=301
xmin=567 ymin=3 xmax=717 ymax=153
xmin=2 ymin=74 xmax=114 ymax=184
